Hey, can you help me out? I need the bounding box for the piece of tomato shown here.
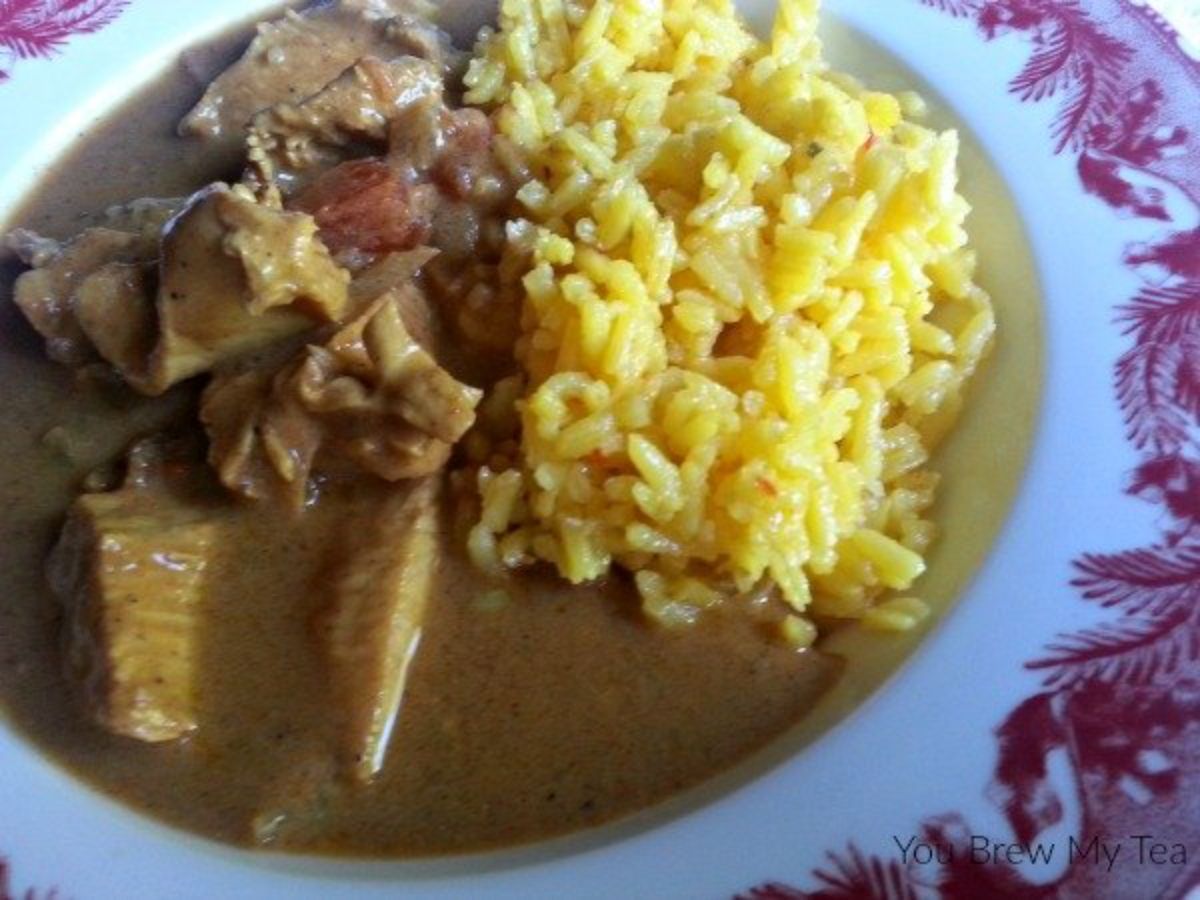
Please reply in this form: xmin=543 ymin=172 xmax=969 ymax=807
xmin=292 ymin=159 xmax=431 ymax=256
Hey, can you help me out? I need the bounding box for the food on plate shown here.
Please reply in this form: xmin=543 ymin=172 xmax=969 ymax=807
xmin=0 ymin=0 xmax=992 ymax=855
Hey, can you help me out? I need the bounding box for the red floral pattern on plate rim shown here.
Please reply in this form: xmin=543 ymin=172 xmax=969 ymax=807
xmin=0 ymin=0 xmax=1196 ymax=897
xmin=740 ymin=0 xmax=1200 ymax=897
xmin=0 ymin=0 xmax=129 ymax=81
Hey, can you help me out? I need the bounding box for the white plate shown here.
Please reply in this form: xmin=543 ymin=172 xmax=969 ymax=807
xmin=1 ymin=1 xmax=1198 ymax=897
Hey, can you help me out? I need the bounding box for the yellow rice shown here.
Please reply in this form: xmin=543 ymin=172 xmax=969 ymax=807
xmin=462 ymin=0 xmax=995 ymax=638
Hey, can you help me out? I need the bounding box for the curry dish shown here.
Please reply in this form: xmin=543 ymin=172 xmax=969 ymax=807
xmin=0 ymin=0 xmax=997 ymax=856
xmin=0 ymin=0 xmax=840 ymax=855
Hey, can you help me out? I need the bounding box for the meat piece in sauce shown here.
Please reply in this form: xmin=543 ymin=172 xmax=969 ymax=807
xmin=151 ymin=184 xmax=350 ymax=391
xmin=300 ymin=287 xmax=481 ymax=471
xmin=72 ymin=261 xmax=159 ymax=386
xmin=8 ymin=227 xmax=157 ymax=367
xmin=199 ymin=363 xmax=322 ymax=504
xmin=180 ymin=0 xmax=458 ymax=150
xmin=245 ymin=55 xmax=442 ymax=202
xmin=254 ymin=477 xmax=443 ymax=840
xmin=314 ymin=476 xmax=441 ymax=781
xmin=46 ymin=441 xmax=227 ymax=743
xmin=201 ymin=286 xmax=481 ymax=502
xmin=7 ymin=186 xmax=351 ymax=394
xmin=5 ymin=197 xmax=186 ymax=378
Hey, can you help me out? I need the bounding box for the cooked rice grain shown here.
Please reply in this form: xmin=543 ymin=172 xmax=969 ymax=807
xmin=464 ymin=0 xmax=995 ymax=631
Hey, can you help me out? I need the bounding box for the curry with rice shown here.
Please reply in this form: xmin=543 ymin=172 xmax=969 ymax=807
xmin=0 ymin=0 xmax=993 ymax=856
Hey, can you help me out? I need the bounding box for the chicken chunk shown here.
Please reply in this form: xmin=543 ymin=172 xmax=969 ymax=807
xmin=245 ymin=55 xmax=442 ymax=201
xmin=8 ymin=227 xmax=157 ymax=367
xmin=215 ymin=186 xmax=353 ymax=316
xmin=314 ymin=476 xmax=441 ymax=780
xmin=8 ymin=186 xmax=350 ymax=394
xmin=73 ymin=262 xmax=158 ymax=389
xmin=201 ymin=285 xmax=480 ymax=502
xmin=201 ymin=363 xmax=322 ymax=504
xmin=293 ymin=286 xmax=481 ymax=472
xmin=335 ymin=290 xmax=479 ymax=441
xmin=46 ymin=444 xmax=225 ymax=742
xmin=150 ymin=185 xmax=350 ymax=391
xmin=180 ymin=0 xmax=455 ymax=148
